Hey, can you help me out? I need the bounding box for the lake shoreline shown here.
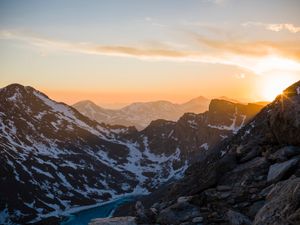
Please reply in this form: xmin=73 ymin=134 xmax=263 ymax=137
xmin=60 ymin=195 xmax=140 ymax=225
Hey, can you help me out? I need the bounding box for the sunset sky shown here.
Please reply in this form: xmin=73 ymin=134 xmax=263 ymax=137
xmin=1 ymin=0 xmax=300 ymax=108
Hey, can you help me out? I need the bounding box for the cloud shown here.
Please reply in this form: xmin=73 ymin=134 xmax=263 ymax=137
xmin=193 ymin=33 xmax=300 ymax=62
xmin=144 ymin=17 xmax=165 ymax=27
xmin=202 ymin=0 xmax=227 ymax=5
xmin=0 ymin=30 xmax=192 ymax=59
xmin=1 ymin=29 xmax=300 ymax=75
xmin=236 ymin=73 xmax=245 ymax=79
xmin=243 ymin=22 xmax=300 ymax=33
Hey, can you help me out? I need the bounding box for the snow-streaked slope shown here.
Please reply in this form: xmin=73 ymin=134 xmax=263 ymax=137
xmin=0 ymin=84 xmax=264 ymax=224
xmin=0 ymin=84 xmax=188 ymax=224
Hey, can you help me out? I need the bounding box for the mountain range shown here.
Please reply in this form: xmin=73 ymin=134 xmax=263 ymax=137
xmin=73 ymin=97 xmax=211 ymax=130
xmin=110 ymin=81 xmax=300 ymax=225
xmin=0 ymin=83 xmax=265 ymax=224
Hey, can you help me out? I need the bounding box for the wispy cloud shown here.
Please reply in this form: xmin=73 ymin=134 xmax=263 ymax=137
xmin=243 ymin=22 xmax=300 ymax=33
xmin=202 ymin=0 xmax=227 ymax=5
xmin=193 ymin=33 xmax=300 ymax=61
xmin=144 ymin=17 xmax=165 ymax=28
xmin=1 ymin=29 xmax=300 ymax=75
xmin=0 ymin=30 xmax=191 ymax=59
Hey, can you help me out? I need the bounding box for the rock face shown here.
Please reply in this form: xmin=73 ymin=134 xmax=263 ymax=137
xmin=89 ymin=217 xmax=137 ymax=225
xmin=0 ymin=84 xmax=263 ymax=224
xmin=73 ymin=96 xmax=211 ymax=130
xmin=122 ymin=80 xmax=300 ymax=225
xmin=267 ymin=158 xmax=299 ymax=182
xmin=227 ymin=210 xmax=252 ymax=225
xmin=254 ymin=177 xmax=300 ymax=225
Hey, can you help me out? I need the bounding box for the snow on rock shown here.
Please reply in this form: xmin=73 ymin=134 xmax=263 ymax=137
xmin=200 ymin=143 xmax=209 ymax=150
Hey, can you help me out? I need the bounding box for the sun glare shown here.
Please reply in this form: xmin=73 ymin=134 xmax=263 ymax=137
xmin=262 ymin=76 xmax=295 ymax=101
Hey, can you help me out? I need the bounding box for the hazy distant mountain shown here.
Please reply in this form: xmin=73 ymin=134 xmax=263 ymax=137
xmin=0 ymin=84 xmax=263 ymax=224
xmin=73 ymin=96 xmax=210 ymax=130
xmin=217 ymin=96 xmax=241 ymax=103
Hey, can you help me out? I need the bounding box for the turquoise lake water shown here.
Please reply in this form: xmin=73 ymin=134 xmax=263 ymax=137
xmin=61 ymin=197 xmax=136 ymax=225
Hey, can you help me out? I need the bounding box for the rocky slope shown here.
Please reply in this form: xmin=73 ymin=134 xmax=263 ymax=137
xmin=73 ymin=96 xmax=210 ymax=130
xmin=0 ymin=84 xmax=263 ymax=224
xmin=124 ymin=81 xmax=300 ymax=225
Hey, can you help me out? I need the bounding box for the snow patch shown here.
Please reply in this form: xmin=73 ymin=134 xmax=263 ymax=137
xmin=32 ymin=166 xmax=54 ymax=179
xmin=200 ymin=143 xmax=209 ymax=150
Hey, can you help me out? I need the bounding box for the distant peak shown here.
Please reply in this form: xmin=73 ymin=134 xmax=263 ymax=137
xmin=191 ymin=96 xmax=208 ymax=101
xmin=210 ymin=98 xmax=237 ymax=105
xmin=216 ymin=96 xmax=240 ymax=103
xmin=1 ymin=83 xmax=51 ymax=102
xmin=74 ymin=100 xmax=97 ymax=106
xmin=2 ymin=83 xmax=26 ymax=91
xmin=208 ymin=99 xmax=237 ymax=113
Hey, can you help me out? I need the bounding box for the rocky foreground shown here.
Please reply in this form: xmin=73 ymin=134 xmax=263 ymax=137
xmin=93 ymin=82 xmax=300 ymax=225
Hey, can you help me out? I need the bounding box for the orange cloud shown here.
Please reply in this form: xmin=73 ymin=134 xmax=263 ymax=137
xmin=194 ymin=34 xmax=300 ymax=62
xmin=1 ymin=29 xmax=300 ymax=75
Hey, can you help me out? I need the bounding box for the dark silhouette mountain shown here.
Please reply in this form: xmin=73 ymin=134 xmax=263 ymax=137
xmin=73 ymin=96 xmax=210 ymax=130
xmin=117 ymin=81 xmax=300 ymax=225
xmin=0 ymin=84 xmax=263 ymax=224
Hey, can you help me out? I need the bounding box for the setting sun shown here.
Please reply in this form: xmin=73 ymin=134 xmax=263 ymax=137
xmin=262 ymin=76 xmax=296 ymax=101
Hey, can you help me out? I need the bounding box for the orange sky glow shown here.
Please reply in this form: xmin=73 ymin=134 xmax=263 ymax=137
xmin=1 ymin=0 xmax=300 ymax=108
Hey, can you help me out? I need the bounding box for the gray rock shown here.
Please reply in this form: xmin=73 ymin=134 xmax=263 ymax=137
xmin=159 ymin=202 xmax=168 ymax=210
xmin=151 ymin=203 xmax=160 ymax=210
xmin=177 ymin=196 xmax=193 ymax=203
xmin=216 ymin=185 xmax=232 ymax=191
xmin=254 ymin=177 xmax=300 ymax=225
xmin=157 ymin=208 xmax=179 ymax=225
xmin=233 ymin=157 xmax=267 ymax=173
xmin=157 ymin=202 xmax=201 ymax=225
xmin=219 ymin=191 xmax=231 ymax=199
xmin=192 ymin=216 xmax=203 ymax=223
xmin=287 ymin=208 xmax=300 ymax=225
xmin=269 ymin=146 xmax=300 ymax=162
xmin=179 ymin=222 xmax=194 ymax=225
xmin=226 ymin=210 xmax=252 ymax=225
xmin=259 ymin=184 xmax=274 ymax=197
xmin=248 ymin=201 xmax=265 ymax=218
xmin=239 ymin=148 xmax=260 ymax=163
xmin=267 ymin=158 xmax=299 ymax=182
xmin=89 ymin=217 xmax=136 ymax=225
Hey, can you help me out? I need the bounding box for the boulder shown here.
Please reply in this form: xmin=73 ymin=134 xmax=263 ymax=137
xmin=254 ymin=177 xmax=300 ymax=225
xmin=192 ymin=216 xmax=203 ymax=223
xmin=89 ymin=217 xmax=136 ymax=225
xmin=287 ymin=208 xmax=300 ymax=225
xmin=157 ymin=202 xmax=201 ymax=225
xmin=267 ymin=158 xmax=299 ymax=182
xmin=248 ymin=200 xmax=265 ymax=218
xmin=177 ymin=196 xmax=193 ymax=203
xmin=226 ymin=210 xmax=252 ymax=225
xmin=269 ymin=146 xmax=300 ymax=162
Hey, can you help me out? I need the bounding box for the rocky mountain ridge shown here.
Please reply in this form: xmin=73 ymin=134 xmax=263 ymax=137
xmin=112 ymin=80 xmax=300 ymax=225
xmin=0 ymin=84 xmax=263 ymax=224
